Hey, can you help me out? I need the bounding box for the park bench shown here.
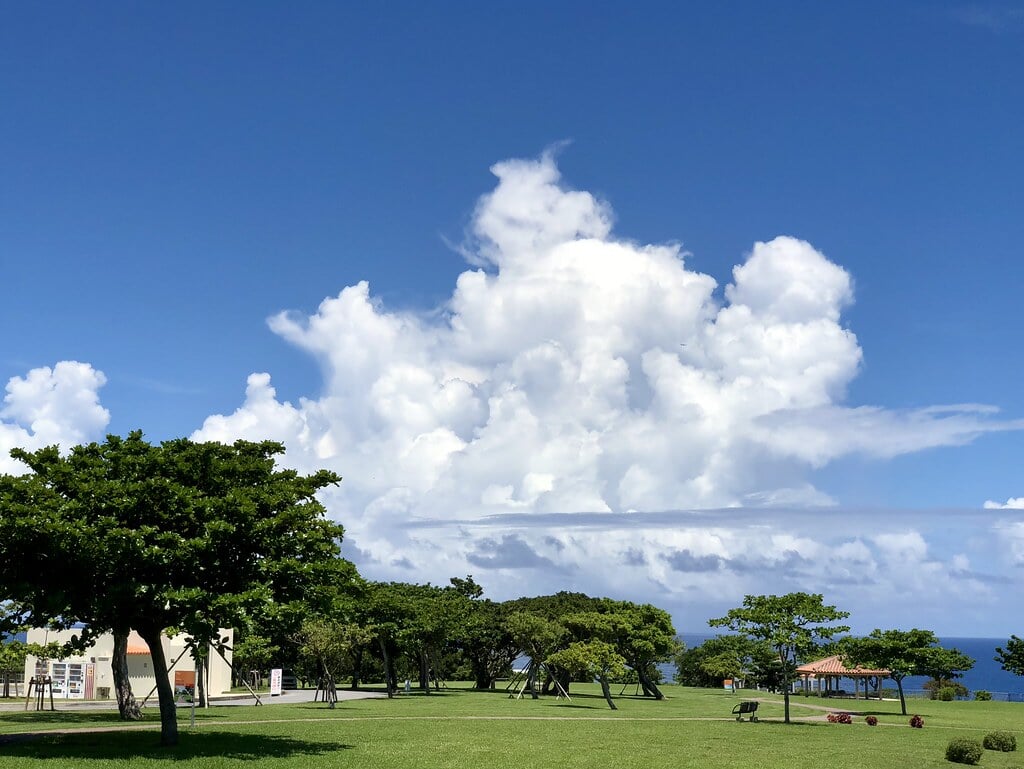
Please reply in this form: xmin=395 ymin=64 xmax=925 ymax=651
xmin=731 ymin=700 xmax=759 ymax=721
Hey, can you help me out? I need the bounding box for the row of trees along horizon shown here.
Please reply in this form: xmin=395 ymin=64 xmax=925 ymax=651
xmin=2 ymin=433 xmax=1024 ymax=746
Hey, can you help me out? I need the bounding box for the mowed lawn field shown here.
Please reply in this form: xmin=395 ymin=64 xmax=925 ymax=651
xmin=2 ymin=685 xmax=1022 ymax=769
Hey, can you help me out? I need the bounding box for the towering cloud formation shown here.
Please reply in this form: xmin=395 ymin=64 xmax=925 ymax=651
xmin=193 ymin=153 xmax=1018 ymax=626
xmin=0 ymin=361 xmax=110 ymax=474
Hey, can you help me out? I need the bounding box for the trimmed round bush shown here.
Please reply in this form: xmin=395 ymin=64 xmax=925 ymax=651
xmin=946 ymin=738 xmax=983 ymax=765
xmin=974 ymin=690 xmax=992 ymax=701
xmin=938 ymin=686 xmax=957 ymax=701
xmin=910 ymin=714 xmax=925 ymax=728
xmin=865 ymin=715 xmax=878 ymax=726
xmin=983 ymin=731 xmax=1017 ymax=752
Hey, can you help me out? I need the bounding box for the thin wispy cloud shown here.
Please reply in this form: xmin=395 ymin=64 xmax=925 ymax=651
xmin=121 ymin=375 xmax=205 ymax=397
xmin=950 ymin=4 xmax=1024 ymax=32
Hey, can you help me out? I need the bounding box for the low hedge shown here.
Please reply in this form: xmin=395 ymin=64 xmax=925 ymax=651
xmin=946 ymin=738 xmax=983 ymax=765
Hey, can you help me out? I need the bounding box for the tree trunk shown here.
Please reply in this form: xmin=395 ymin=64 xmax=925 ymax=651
xmin=350 ymin=648 xmax=362 ymax=689
xmin=138 ymin=625 xmax=177 ymax=747
xmin=319 ymin=658 xmax=337 ymax=708
xmin=528 ymin=661 xmax=539 ymax=700
xmin=541 ymin=667 xmax=569 ymax=695
xmin=379 ymin=638 xmax=394 ymax=698
xmin=473 ymin=664 xmax=493 ymax=690
xmin=419 ymin=650 xmax=430 ymax=693
xmin=558 ymin=668 xmax=571 ymax=695
xmin=638 ymin=667 xmax=664 ymax=700
xmin=599 ymin=675 xmax=617 ymax=710
xmin=896 ymin=677 xmax=907 ymax=715
xmin=111 ymin=628 xmax=142 ymax=720
xmin=195 ymin=654 xmax=207 ymax=708
xmin=779 ymin=650 xmax=791 ymax=724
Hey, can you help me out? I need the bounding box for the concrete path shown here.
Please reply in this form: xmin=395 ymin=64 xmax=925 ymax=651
xmin=0 ymin=687 xmax=386 ymax=713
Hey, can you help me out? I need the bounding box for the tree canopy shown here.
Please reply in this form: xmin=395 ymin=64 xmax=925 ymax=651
xmin=709 ymin=592 xmax=849 ymax=723
xmin=996 ymin=635 xmax=1024 ymax=677
xmin=842 ymin=628 xmax=974 ymax=715
xmin=0 ymin=432 xmax=351 ymax=745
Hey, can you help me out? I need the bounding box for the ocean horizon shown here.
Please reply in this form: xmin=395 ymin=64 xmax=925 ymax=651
xmin=676 ymin=633 xmax=1024 ymax=701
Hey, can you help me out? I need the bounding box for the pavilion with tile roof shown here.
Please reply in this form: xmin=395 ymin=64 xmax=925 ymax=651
xmin=795 ymin=655 xmax=890 ymax=699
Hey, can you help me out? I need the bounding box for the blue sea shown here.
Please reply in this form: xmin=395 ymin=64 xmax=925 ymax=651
xmin=676 ymin=634 xmax=1024 ymax=702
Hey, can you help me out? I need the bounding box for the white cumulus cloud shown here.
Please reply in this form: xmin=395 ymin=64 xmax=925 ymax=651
xmin=0 ymin=361 xmax=111 ymax=474
xmin=193 ymin=153 xmax=1022 ymax=627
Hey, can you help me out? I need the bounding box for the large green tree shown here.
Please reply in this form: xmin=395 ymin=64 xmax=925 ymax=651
xmin=546 ymin=638 xmax=626 ymax=710
xmin=842 ymin=628 xmax=974 ymax=715
xmin=361 ymin=581 xmax=420 ymax=696
xmin=506 ymin=611 xmax=567 ymax=700
xmin=596 ymin=600 xmax=677 ymax=700
xmin=0 ymin=639 xmax=28 ymax=698
xmin=453 ymin=596 xmax=518 ymax=690
xmin=294 ymin=618 xmax=372 ymax=706
xmin=709 ymin=593 xmax=849 ymax=723
xmin=0 ymin=433 xmax=351 ymax=746
xmin=229 ymin=631 xmax=278 ymax=688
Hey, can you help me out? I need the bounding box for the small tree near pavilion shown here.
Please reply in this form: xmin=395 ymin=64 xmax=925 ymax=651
xmin=709 ymin=593 xmax=849 ymax=724
xmin=843 ymin=629 xmax=973 ymax=715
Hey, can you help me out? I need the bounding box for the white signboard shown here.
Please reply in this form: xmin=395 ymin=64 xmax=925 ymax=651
xmin=270 ymin=668 xmax=283 ymax=696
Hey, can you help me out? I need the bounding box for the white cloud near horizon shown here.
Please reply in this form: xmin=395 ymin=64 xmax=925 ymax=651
xmin=984 ymin=497 xmax=1024 ymax=509
xmin=188 ymin=152 xmax=1023 ymax=632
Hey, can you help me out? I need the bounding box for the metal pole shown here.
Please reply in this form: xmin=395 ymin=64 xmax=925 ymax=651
xmin=190 ymin=639 xmax=198 ymax=727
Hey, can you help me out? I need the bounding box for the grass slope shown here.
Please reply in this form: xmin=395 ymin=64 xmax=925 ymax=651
xmin=1 ymin=685 xmax=1021 ymax=769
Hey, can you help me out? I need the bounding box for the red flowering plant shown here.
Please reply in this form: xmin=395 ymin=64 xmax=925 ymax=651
xmin=909 ymin=714 xmax=924 ymax=728
xmin=827 ymin=712 xmax=853 ymax=724
xmin=865 ymin=716 xmax=878 ymax=726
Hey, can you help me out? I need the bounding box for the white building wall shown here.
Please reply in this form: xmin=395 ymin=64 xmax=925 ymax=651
xmin=24 ymin=627 xmax=234 ymax=700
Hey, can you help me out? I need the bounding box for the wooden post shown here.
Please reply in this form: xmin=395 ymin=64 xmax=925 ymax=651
xmin=214 ymin=645 xmax=262 ymax=705
xmin=25 ymin=676 xmax=55 ymax=711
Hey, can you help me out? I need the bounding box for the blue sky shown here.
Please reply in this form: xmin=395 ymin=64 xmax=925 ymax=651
xmin=3 ymin=2 xmax=1024 ymax=635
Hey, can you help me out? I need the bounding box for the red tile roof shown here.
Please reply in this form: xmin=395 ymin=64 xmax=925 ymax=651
xmin=126 ymin=631 xmax=150 ymax=655
xmin=795 ymin=655 xmax=889 ymax=676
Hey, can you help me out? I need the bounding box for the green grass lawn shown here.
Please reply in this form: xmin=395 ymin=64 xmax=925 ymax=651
xmin=1 ymin=685 xmax=1021 ymax=769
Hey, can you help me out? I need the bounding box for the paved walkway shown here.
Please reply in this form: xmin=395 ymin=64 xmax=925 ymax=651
xmin=0 ymin=687 xmax=386 ymax=713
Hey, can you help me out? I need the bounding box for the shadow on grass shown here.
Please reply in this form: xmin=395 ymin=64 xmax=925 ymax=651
xmin=292 ymin=704 xmax=363 ymax=713
xmin=743 ymin=720 xmax=819 ymax=728
xmin=0 ymin=729 xmax=353 ymax=759
xmin=0 ymin=710 xmax=130 ymax=729
xmin=619 ymin=695 xmax=671 ymax=702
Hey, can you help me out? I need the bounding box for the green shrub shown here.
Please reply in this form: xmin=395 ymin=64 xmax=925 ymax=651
xmin=946 ymin=738 xmax=983 ymax=765
xmin=974 ymin=690 xmax=992 ymax=701
xmin=927 ymin=678 xmax=968 ymax=699
xmin=983 ymin=731 xmax=1017 ymax=752
xmin=938 ymin=686 xmax=957 ymax=701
